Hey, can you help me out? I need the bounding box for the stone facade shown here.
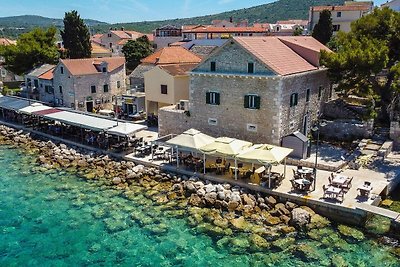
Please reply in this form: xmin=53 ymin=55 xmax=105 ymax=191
xmin=159 ymin=39 xmax=330 ymax=145
xmin=53 ymin=62 xmax=126 ymax=112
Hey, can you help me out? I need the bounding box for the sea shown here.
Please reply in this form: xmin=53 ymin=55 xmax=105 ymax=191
xmin=0 ymin=145 xmax=399 ymax=266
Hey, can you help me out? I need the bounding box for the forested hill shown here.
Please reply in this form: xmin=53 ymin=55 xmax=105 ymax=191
xmin=0 ymin=0 xmax=345 ymax=37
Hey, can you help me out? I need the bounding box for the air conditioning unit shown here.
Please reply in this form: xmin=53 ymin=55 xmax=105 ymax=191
xmin=179 ymin=100 xmax=190 ymax=111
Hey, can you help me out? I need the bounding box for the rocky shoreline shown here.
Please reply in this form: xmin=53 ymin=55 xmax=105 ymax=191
xmin=1 ymin=124 xmax=399 ymax=263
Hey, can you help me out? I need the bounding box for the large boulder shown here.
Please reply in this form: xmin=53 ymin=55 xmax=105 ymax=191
xmin=290 ymin=208 xmax=311 ymax=230
xmin=189 ymin=194 xmax=203 ymax=207
xmin=242 ymin=194 xmax=256 ymax=207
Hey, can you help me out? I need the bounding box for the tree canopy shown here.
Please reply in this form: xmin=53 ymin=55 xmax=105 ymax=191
xmin=321 ymin=7 xmax=400 ymax=122
xmin=0 ymin=27 xmax=59 ymax=75
xmin=122 ymin=36 xmax=153 ymax=70
xmin=312 ymin=10 xmax=333 ymax=44
xmin=61 ymin=10 xmax=91 ymax=59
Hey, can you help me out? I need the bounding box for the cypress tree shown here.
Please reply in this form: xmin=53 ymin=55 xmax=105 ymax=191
xmin=61 ymin=10 xmax=91 ymax=59
xmin=312 ymin=10 xmax=333 ymax=45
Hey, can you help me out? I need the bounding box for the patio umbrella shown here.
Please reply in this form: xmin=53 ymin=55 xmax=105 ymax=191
xmin=200 ymin=137 xmax=252 ymax=179
xmin=237 ymin=144 xmax=293 ymax=187
xmin=166 ymin=128 xmax=215 ymax=151
xmin=166 ymin=129 xmax=215 ymax=168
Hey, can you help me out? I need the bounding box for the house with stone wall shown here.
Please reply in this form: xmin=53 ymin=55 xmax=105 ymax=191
xmin=159 ymin=36 xmax=332 ymax=145
xmin=52 ymin=57 xmax=126 ymax=112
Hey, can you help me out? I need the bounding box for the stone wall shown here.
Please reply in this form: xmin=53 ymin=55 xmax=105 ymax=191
xmin=158 ymin=106 xmax=193 ymax=137
xmin=320 ymin=119 xmax=373 ymax=141
xmin=390 ymin=121 xmax=400 ymax=148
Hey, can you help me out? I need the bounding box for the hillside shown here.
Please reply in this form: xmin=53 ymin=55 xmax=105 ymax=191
xmin=94 ymin=0 xmax=345 ymax=33
xmin=0 ymin=0 xmax=345 ymax=37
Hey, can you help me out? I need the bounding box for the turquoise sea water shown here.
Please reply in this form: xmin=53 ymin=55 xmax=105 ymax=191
xmin=0 ymin=146 xmax=399 ymax=266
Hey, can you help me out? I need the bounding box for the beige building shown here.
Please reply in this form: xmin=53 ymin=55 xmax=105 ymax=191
xmin=144 ymin=64 xmax=197 ymax=115
xmin=98 ymin=29 xmax=152 ymax=56
xmin=91 ymin=42 xmax=112 ymax=58
xmin=52 ymin=57 xmax=126 ymax=112
xmin=159 ymin=36 xmax=332 ymax=145
xmin=309 ymin=1 xmax=373 ymax=33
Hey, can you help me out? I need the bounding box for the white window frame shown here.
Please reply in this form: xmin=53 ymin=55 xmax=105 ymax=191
xmin=208 ymin=118 xmax=218 ymax=126
xmin=247 ymin=123 xmax=257 ymax=132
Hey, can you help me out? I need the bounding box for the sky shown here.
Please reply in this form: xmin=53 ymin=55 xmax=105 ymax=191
xmin=0 ymin=0 xmax=390 ymax=24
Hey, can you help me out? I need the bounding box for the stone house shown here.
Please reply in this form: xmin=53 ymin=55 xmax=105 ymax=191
xmin=24 ymin=64 xmax=56 ymax=102
xmin=309 ymin=1 xmax=373 ymax=33
xmin=52 ymin=57 xmax=126 ymax=112
xmin=98 ymin=29 xmax=152 ymax=56
xmin=144 ymin=64 xmax=197 ymax=115
xmin=159 ymin=36 xmax=332 ymax=145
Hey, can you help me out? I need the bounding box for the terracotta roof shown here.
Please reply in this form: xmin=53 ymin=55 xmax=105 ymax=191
xmin=27 ymin=64 xmax=56 ymax=77
xmin=91 ymin=42 xmax=111 ymax=54
xmin=60 ymin=57 xmax=125 ymax=76
xmin=182 ymin=25 xmax=210 ymax=30
xmin=0 ymin=38 xmax=16 ymax=46
xmin=141 ymin=47 xmax=202 ymax=65
xmin=90 ymin=34 xmax=102 ymax=44
xmin=110 ymin=30 xmax=143 ymax=39
xmin=159 ymin=63 xmax=198 ymax=76
xmin=277 ymin=36 xmax=332 ymax=53
xmin=38 ymin=67 xmax=55 ymax=80
xmin=276 ymin=20 xmax=308 ymax=26
xmin=145 ymin=34 xmax=154 ymax=42
xmin=183 ymin=26 xmax=267 ymax=33
xmin=312 ymin=5 xmax=371 ymax=12
xmin=234 ymin=36 xmax=329 ymax=76
xmin=253 ymin=23 xmax=270 ymax=29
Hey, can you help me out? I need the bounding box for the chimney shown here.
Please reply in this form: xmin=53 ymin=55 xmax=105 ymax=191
xmin=121 ymin=27 xmax=124 ymax=31
xmin=229 ymin=16 xmax=233 ymax=23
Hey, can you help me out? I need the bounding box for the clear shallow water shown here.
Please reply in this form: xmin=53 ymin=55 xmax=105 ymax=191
xmin=0 ymin=146 xmax=399 ymax=266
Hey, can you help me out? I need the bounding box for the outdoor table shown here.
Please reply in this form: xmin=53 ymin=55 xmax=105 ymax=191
xmin=324 ymin=186 xmax=344 ymax=202
xmin=357 ymin=185 xmax=372 ymax=197
xmin=294 ymin=178 xmax=311 ymax=190
xmin=297 ymin=168 xmax=314 ymax=179
xmin=332 ymin=175 xmax=348 ymax=187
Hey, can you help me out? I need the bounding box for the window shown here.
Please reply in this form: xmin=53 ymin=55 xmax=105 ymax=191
xmin=45 ymin=85 xmax=53 ymax=94
xmin=161 ymin=84 xmax=168 ymax=94
xmin=337 ymin=11 xmax=342 ymax=17
xmin=117 ymin=81 xmax=121 ymax=88
xmin=208 ymin=118 xmax=218 ymax=126
xmin=333 ymin=25 xmax=341 ymax=31
xmin=102 ymin=67 xmax=107 ymax=73
xmin=103 ymin=84 xmax=109 ymax=93
xmin=34 ymin=79 xmax=39 ymax=88
xmin=109 ymin=43 xmax=112 ymax=48
xmin=306 ymin=89 xmax=311 ymax=102
xmin=318 ymin=86 xmax=323 ymax=100
xmin=244 ymin=94 xmax=260 ymax=109
xmin=59 ymin=86 xmax=63 ymax=94
xmin=290 ymin=93 xmax=298 ymax=107
xmin=206 ymin=92 xmax=220 ymax=105
xmin=210 ymin=61 xmax=216 ymax=72
xmin=108 ymin=33 xmax=112 ymax=37
xmin=247 ymin=124 xmax=258 ymax=132
xmin=60 ymin=67 xmax=64 ymax=74
xmin=91 ymin=85 xmax=96 ymax=94
xmin=248 ymin=62 xmax=254 ymax=74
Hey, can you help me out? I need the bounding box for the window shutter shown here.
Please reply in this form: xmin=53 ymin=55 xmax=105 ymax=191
xmin=215 ymin=93 xmax=220 ymax=105
xmin=255 ymin=96 xmax=260 ymax=109
xmin=290 ymin=94 xmax=293 ymax=107
xmin=244 ymin=95 xmax=250 ymax=108
xmin=294 ymin=93 xmax=298 ymax=106
xmin=206 ymin=92 xmax=211 ymax=104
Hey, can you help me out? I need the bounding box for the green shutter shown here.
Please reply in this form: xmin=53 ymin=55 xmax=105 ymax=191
xmin=295 ymin=93 xmax=298 ymax=106
xmin=244 ymin=95 xmax=249 ymax=108
xmin=255 ymin=96 xmax=260 ymax=109
xmin=206 ymin=92 xmax=210 ymax=104
xmin=215 ymin=93 xmax=220 ymax=105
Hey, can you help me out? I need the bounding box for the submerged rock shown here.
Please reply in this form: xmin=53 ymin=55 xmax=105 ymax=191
xmin=337 ymin=225 xmax=365 ymax=242
xmin=290 ymin=208 xmax=311 ymax=230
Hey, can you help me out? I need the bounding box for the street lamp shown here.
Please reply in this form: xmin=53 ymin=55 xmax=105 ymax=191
xmin=311 ymin=119 xmax=326 ymax=191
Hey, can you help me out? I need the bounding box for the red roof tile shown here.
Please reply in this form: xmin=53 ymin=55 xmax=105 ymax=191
xmin=159 ymin=63 xmax=198 ymax=76
xmin=234 ymin=36 xmax=327 ymax=76
xmin=183 ymin=26 xmax=266 ymax=33
xmin=141 ymin=47 xmax=202 ymax=65
xmin=34 ymin=108 xmax=62 ymax=116
xmin=38 ymin=67 xmax=55 ymax=80
xmin=312 ymin=5 xmax=371 ymax=11
xmin=0 ymin=38 xmax=16 ymax=46
xmin=60 ymin=57 xmax=125 ymax=76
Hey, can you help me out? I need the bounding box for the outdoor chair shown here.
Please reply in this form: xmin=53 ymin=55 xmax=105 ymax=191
xmin=290 ymin=179 xmax=297 ymax=190
xmin=343 ymin=177 xmax=353 ymax=190
xmin=328 ymin=175 xmax=333 ymax=186
xmin=364 ymin=181 xmax=371 ymax=187
xmin=292 ymin=169 xmax=301 ymax=179
xmin=238 ymin=163 xmax=243 ymax=168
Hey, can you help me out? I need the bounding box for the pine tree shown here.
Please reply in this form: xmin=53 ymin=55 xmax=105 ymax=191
xmin=61 ymin=10 xmax=91 ymax=59
xmin=312 ymin=10 xmax=333 ymax=44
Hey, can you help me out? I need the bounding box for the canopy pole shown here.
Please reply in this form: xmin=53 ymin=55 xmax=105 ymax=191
xmin=151 ymin=143 xmax=154 ymax=161
xmin=284 ymin=158 xmax=287 ymax=179
xmin=176 ymin=146 xmax=179 ymax=169
xmin=203 ymin=153 xmax=206 ymax=175
xmin=268 ymin=167 xmax=271 ymax=188
xmin=234 ymin=158 xmax=237 ymax=180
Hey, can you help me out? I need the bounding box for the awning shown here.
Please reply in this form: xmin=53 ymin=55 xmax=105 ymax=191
xmin=33 ymin=108 xmax=63 ymax=116
xmin=200 ymin=137 xmax=252 ymax=158
xmin=236 ymin=144 xmax=293 ymax=165
xmin=166 ymin=128 xmax=215 ymax=151
xmin=0 ymin=96 xmax=31 ymax=111
xmin=44 ymin=111 xmax=118 ymax=131
xmin=19 ymin=103 xmax=53 ymax=115
xmin=107 ymin=122 xmax=147 ymax=137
